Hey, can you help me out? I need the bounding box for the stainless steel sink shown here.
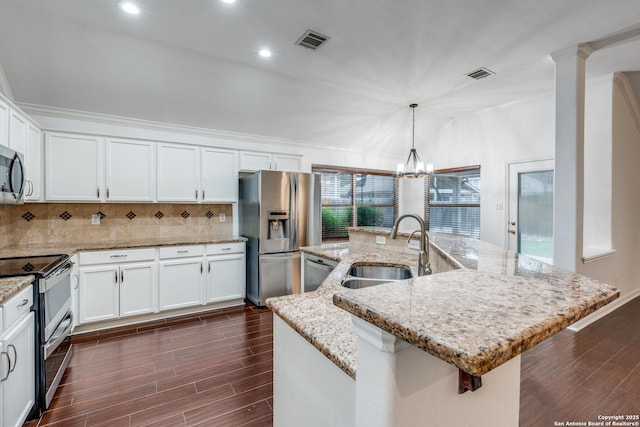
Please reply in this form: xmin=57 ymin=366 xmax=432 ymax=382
xmin=341 ymin=264 xmax=412 ymax=289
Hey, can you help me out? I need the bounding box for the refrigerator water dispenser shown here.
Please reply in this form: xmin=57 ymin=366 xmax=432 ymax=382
xmin=267 ymin=210 xmax=289 ymax=240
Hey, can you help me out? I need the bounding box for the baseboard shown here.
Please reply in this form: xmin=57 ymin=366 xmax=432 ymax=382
xmin=567 ymin=288 xmax=640 ymax=332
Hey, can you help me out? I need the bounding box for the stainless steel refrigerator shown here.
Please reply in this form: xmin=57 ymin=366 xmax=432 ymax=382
xmin=239 ymin=170 xmax=321 ymax=306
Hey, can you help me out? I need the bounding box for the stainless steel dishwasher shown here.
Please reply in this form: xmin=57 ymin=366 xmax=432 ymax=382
xmin=302 ymin=253 xmax=338 ymax=292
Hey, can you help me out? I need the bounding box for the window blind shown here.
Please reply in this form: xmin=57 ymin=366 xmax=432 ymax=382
xmin=315 ymin=167 xmax=398 ymax=241
xmin=426 ymin=166 xmax=480 ymax=239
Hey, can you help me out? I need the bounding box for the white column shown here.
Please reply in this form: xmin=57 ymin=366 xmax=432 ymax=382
xmin=550 ymin=44 xmax=593 ymax=271
xmin=351 ymin=317 xmax=521 ymax=427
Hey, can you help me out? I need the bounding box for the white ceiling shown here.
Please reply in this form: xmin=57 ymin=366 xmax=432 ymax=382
xmin=1 ymin=0 xmax=640 ymax=158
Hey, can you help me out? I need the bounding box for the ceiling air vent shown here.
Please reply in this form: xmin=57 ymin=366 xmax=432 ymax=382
xmin=296 ymin=30 xmax=329 ymax=50
xmin=466 ymin=67 xmax=495 ymax=80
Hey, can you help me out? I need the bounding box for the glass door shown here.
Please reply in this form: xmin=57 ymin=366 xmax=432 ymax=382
xmin=508 ymin=160 xmax=554 ymax=263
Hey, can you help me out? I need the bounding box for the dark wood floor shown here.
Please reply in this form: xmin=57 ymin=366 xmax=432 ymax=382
xmin=24 ymin=297 xmax=639 ymax=427
xmin=25 ymin=304 xmax=274 ymax=427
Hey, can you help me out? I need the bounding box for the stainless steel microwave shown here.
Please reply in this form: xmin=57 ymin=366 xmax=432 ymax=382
xmin=0 ymin=144 xmax=25 ymax=204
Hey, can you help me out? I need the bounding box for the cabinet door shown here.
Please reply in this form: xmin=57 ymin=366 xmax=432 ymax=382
xmin=273 ymin=154 xmax=301 ymax=172
xmin=79 ymin=266 xmax=119 ymax=323
xmin=2 ymin=312 xmax=35 ymax=427
xmin=239 ymin=151 xmax=271 ymax=172
xmin=120 ymin=262 xmax=157 ymax=317
xmin=8 ymin=109 xmax=27 ymax=154
xmin=201 ymin=148 xmax=237 ymax=202
xmin=158 ymin=258 xmax=204 ymax=310
xmin=0 ymin=98 xmax=8 ymax=147
xmin=157 ymin=143 xmax=199 ymax=202
xmin=106 ymin=138 xmax=155 ymax=201
xmin=206 ymin=253 xmax=246 ymax=303
xmin=45 ymin=133 xmax=103 ymax=201
xmin=25 ymin=123 xmax=43 ymax=201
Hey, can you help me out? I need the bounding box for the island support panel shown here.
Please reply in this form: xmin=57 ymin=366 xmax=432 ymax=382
xmin=352 ymin=317 xmax=521 ymax=427
xmin=273 ymin=316 xmax=356 ymax=426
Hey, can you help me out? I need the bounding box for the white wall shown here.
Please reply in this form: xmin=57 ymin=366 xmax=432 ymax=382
xmin=405 ymin=95 xmax=555 ymax=247
xmin=406 ymin=76 xmax=640 ymax=303
xmin=579 ymin=74 xmax=640 ymax=300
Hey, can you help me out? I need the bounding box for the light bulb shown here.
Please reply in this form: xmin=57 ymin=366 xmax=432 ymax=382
xmin=120 ymin=2 xmax=140 ymax=14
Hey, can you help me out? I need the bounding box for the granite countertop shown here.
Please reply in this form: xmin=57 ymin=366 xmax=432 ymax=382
xmin=0 ymin=275 xmax=35 ymax=304
xmin=0 ymin=236 xmax=246 ymax=302
xmin=266 ymin=229 xmax=620 ymax=379
xmin=0 ymin=236 xmax=247 ymax=258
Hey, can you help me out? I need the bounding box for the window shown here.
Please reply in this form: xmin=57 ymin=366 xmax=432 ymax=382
xmin=426 ymin=166 xmax=480 ymax=239
xmin=314 ymin=167 xmax=398 ymax=241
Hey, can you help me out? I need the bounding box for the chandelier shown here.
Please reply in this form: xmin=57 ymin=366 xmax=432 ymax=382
xmin=396 ymin=103 xmax=433 ymax=178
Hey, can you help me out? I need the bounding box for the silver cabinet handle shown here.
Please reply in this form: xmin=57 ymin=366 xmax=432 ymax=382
xmin=107 ymin=187 xmax=110 ymax=199
xmin=200 ymin=263 xmax=203 ymax=274
xmin=114 ymin=270 xmax=118 ymax=283
xmin=17 ymin=299 xmax=29 ymax=308
xmin=97 ymin=187 xmax=100 ymax=198
xmin=208 ymin=262 xmax=211 ymax=273
xmin=0 ymin=351 xmax=10 ymax=382
xmin=73 ymin=275 xmax=79 ymax=289
xmin=7 ymin=345 xmax=16 ymax=373
xmin=195 ymin=189 xmax=198 ymax=200
xmin=202 ymin=190 xmax=205 ymax=200
xmin=110 ymin=254 xmax=128 ymax=259
xmin=177 ymin=250 xmax=189 ymax=254
xmin=221 ymin=247 xmax=232 ymax=251
xmin=121 ymin=270 xmax=124 ymax=283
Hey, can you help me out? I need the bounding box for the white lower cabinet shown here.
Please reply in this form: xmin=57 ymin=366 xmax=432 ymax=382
xmin=1 ymin=286 xmax=35 ymax=427
xmin=158 ymin=245 xmax=205 ymax=310
xmin=75 ymin=243 xmax=246 ymax=328
xmin=78 ymin=249 xmax=157 ymax=325
xmin=206 ymin=243 xmax=246 ymax=303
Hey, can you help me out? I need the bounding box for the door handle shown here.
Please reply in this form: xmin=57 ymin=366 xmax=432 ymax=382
xmin=510 ymin=221 xmax=516 ymax=226
xmin=508 ymin=230 xmax=516 ymax=235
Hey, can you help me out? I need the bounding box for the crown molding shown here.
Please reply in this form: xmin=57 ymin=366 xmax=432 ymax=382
xmin=17 ymin=102 xmax=363 ymax=155
xmin=612 ymin=72 xmax=640 ymax=133
xmin=550 ymin=43 xmax=594 ymax=63
xmin=0 ymin=62 xmax=15 ymax=102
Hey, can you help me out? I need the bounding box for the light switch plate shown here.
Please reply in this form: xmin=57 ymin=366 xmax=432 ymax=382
xmin=375 ymin=235 xmax=386 ymax=245
xmin=219 ymin=213 xmax=226 ymax=222
xmin=91 ymin=214 xmax=101 ymax=225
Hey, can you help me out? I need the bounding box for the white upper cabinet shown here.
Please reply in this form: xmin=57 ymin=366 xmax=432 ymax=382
xmin=0 ymin=98 xmax=8 ymax=147
xmin=45 ymin=132 xmax=103 ymax=201
xmin=105 ymin=138 xmax=155 ymax=201
xmin=273 ymin=154 xmax=302 ymax=172
xmin=239 ymin=150 xmax=301 ymax=172
xmin=201 ymin=147 xmax=237 ymax=202
xmin=157 ymin=143 xmax=199 ymax=202
xmin=25 ymin=123 xmax=43 ymax=201
xmin=8 ymin=109 xmax=27 ymax=155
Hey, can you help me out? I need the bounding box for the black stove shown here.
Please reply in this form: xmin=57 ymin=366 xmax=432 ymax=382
xmin=0 ymin=254 xmax=69 ymax=277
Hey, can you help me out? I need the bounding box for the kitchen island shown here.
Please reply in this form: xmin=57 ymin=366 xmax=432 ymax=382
xmin=266 ymin=228 xmax=620 ymax=427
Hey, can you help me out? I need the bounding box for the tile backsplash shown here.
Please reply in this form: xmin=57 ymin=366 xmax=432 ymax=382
xmin=2 ymin=203 xmax=233 ymax=248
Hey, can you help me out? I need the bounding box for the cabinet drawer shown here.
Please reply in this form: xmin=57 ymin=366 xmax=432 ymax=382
xmin=79 ymin=248 xmax=157 ymax=265
xmin=206 ymin=242 xmax=245 ymax=255
xmin=0 ymin=285 xmax=33 ymax=335
xmin=159 ymin=245 xmax=204 ymax=259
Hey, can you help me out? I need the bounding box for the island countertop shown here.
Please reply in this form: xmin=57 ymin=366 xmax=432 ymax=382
xmin=266 ymin=229 xmax=620 ymax=378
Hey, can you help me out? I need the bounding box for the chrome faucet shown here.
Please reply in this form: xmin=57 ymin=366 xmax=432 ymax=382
xmin=390 ymin=214 xmax=431 ymax=276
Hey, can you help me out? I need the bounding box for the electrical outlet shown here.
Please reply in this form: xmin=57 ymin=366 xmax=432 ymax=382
xmin=496 ymin=203 xmax=504 ymax=211
xmin=219 ymin=213 xmax=226 ymax=222
xmin=91 ymin=214 xmax=101 ymax=225
xmin=407 ymin=240 xmax=420 ymax=250
xmin=375 ymin=235 xmax=386 ymax=245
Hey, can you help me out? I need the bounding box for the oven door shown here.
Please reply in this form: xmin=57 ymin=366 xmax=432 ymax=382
xmin=39 ymin=261 xmax=73 ymax=342
xmin=43 ymin=310 xmax=73 ymax=408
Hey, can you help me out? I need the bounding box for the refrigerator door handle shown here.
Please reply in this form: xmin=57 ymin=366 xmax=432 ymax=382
xmin=290 ymin=173 xmax=298 ymax=251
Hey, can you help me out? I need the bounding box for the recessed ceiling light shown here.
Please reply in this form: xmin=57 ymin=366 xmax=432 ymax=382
xmin=258 ymin=49 xmax=272 ymax=58
xmin=120 ymin=2 xmax=140 ymax=15
xmin=221 ymin=0 xmax=236 ymax=3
